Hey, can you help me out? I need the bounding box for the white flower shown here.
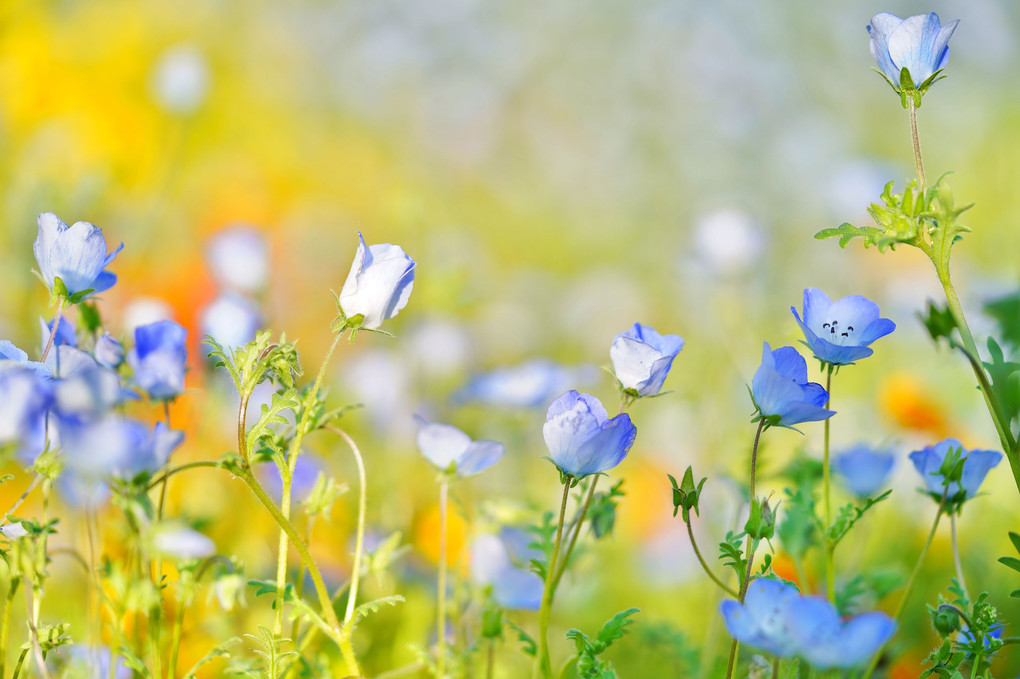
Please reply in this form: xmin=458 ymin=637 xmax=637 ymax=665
xmin=338 ymin=232 xmax=415 ymax=330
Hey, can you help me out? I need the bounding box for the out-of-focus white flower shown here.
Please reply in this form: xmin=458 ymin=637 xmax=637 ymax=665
xmin=152 ymin=45 xmax=210 ymax=114
xmin=691 ymin=208 xmax=764 ymax=276
xmin=205 ymin=226 xmax=269 ymax=293
xmin=201 ymin=293 xmax=261 ymax=350
xmin=152 ymin=524 xmax=216 ymax=561
xmin=122 ymin=297 xmax=174 ymax=337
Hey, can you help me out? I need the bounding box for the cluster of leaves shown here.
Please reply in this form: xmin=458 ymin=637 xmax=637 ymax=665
xmin=587 ymin=480 xmax=625 ymax=539
xmin=564 ymin=608 xmax=640 ymax=679
xmin=923 ymin=581 xmax=1004 ymax=679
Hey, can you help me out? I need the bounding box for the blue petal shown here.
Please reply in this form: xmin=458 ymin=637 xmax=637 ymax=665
xmin=770 ymin=346 xmax=809 ymax=383
xmin=457 ymin=440 xmax=505 ymax=476
xmin=857 ymin=317 xmax=896 ymax=345
xmin=837 ymin=612 xmax=896 ymax=667
xmin=567 ymin=413 xmax=636 ymax=477
xmin=90 ymin=271 xmax=118 ymax=295
xmin=932 ymin=21 xmax=959 ymax=71
xmin=805 ymin=336 xmax=874 ymax=365
xmin=800 ymin=288 xmax=833 ymax=332
xmin=960 ymin=448 xmax=1001 ymax=498
xmin=868 ymin=13 xmax=904 ymax=82
xmin=888 ymin=13 xmax=942 ymax=85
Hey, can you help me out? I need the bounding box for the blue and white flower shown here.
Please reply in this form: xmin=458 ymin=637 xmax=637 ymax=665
xmin=785 ymin=596 xmax=896 ymax=668
xmin=416 ymin=419 xmax=504 ymax=476
xmin=720 ymin=578 xmax=801 ymax=657
xmin=338 ymin=232 xmax=415 ymax=330
xmin=750 ymin=343 xmax=834 ymax=429
xmin=792 ymin=289 xmax=895 ymax=366
xmin=201 ymin=293 xmax=261 ymax=350
xmin=868 ymin=13 xmax=958 ymax=89
xmin=610 ymin=323 xmax=684 ymax=397
xmin=94 ymin=334 xmax=125 ymax=369
xmin=543 ymin=391 xmax=637 ymax=478
xmin=909 ymin=438 xmax=1001 ymax=500
xmin=470 ymin=533 xmax=543 ymax=610
xmin=129 ymin=320 xmax=188 ymax=400
xmin=33 ymin=212 xmax=123 ymax=298
xmin=833 ymin=444 xmax=896 ymax=498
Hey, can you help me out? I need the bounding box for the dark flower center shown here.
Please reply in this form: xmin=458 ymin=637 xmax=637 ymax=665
xmin=821 ymin=319 xmax=855 ymax=340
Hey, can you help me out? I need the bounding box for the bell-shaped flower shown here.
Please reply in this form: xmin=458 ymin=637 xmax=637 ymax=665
xmin=416 ymin=419 xmax=504 ymax=476
xmin=833 ymin=444 xmax=896 ymax=498
xmin=543 ymin=391 xmax=637 ymax=478
xmin=94 ymin=333 xmax=125 ymax=369
xmin=868 ymin=13 xmax=958 ymax=89
xmin=750 ymin=343 xmax=834 ymax=429
xmin=470 ymin=533 xmax=543 ymax=610
xmin=129 ymin=320 xmax=188 ymax=400
xmin=909 ymin=438 xmax=1001 ymax=500
xmin=456 ymin=359 xmax=594 ymax=408
xmin=338 ymin=232 xmax=415 ymax=330
xmin=720 ymin=578 xmax=801 ymax=658
xmin=33 ymin=212 xmax=123 ymax=298
xmin=39 ymin=315 xmax=77 ymax=354
xmin=205 ymin=225 xmax=268 ymax=292
xmin=201 ymin=293 xmax=261 ymax=350
xmin=0 ymin=340 xmax=51 ymax=377
xmin=785 ymin=596 xmax=896 ymax=669
xmin=792 ymin=289 xmax=895 ymax=366
xmin=609 ymin=323 xmax=684 ymax=397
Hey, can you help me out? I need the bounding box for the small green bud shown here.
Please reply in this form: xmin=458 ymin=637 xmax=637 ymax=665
xmin=745 ymin=496 xmax=777 ymax=541
xmin=668 ymin=467 xmax=707 ymax=523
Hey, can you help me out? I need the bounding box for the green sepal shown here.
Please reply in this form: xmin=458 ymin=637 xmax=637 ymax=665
xmin=668 ymin=467 xmax=707 ymax=523
xmin=744 ymin=496 xmax=776 ymax=541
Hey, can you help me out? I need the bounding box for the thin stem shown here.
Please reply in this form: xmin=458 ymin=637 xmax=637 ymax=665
xmin=749 ymin=420 xmax=765 ymax=500
xmin=551 ymin=477 xmax=599 ymax=591
xmin=686 ymin=520 xmax=737 ymax=598
xmin=167 ymin=600 xmax=185 ymax=679
xmin=860 ymin=505 xmax=944 ymax=679
xmin=437 ymin=479 xmax=449 ymax=679
xmin=330 ymin=428 xmax=368 ymax=629
xmin=907 ymin=96 xmax=925 ymax=190
xmin=234 ymin=469 xmax=355 ymax=673
xmin=3 ymin=475 xmax=42 ymax=523
xmin=772 ymin=657 xmax=779 ymax=679
xmin=0 ymin=578 xmax=18 ymax=679
xmin=10 ymin=649 xmax=26 ymax=679
xmin=24 ymin=585 xmax=50 ymax=679
xmin=487 ymin=639 xmax=495 ymax=679
xmin=146 ymin=461 xmax=221 ymax=490
xmin=534 ymin=480 xmax=573 ymax=679
xmin=39 ymin=301 xmax=65 ymax=364
xmin=823 ymin=366 xmax=835 ymax=602
xmin=950 ymin=515 xmax=969 ymax=603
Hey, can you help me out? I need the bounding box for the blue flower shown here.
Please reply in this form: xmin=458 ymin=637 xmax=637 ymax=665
xmin=909 ymin=438 xmax=1001 ymax=499
xmin=456 ymin=359 xmax=594 ymax=408
xmin=609 ymin=323 xmax=684 ymax=397
xmin=94 ymin=333 xmax=125 ymax=369
xmin=720 ymin=578 xmax=801 ymax=657
xmin=61 ymin=417 xmax=184 ymax=480
xmin=750 ymin=343 xmax=834 ymax=429
xmin=0 ymin=368 xmax=52 ymax=458
xmin=785 ymin=596 xmax=896 ymax=668
xmin=39 ymin=315 xmax=77 ymax=354
xmin=868 ymin=13 xmax=959 ymax=89
xmin=129 ymin=320 xmax=188 ymax=400
xmin=206 ymin=225 xmax=268 ymax=292
xmin=833 ymin=444 xmax=896 ymax=497
xmin=415 ymin=419 xmax=504 ymax=476
xmin=0 ymin=340 xmax=51 ymax=377
xmin=201 ymin=293 xmax=261 ymax=350
xmin=338 ymin=232 xmax=415 ymax=330
xmin=33 ymin=212 xmax=123 ymax=297
xmin=470 ymin=533 xmax=544 ymax=611
xmin=45 ymin=346 xmax=99 ymax=379
xmin=543 ymin=391 xmax=637 ymax=478
xmin=792 ymin=289 xmax=895 ymax=366
xmin=52 ymin=365 xmax=130 ymax=424
xmin=260 ymin=453 xmax=321 ymax=503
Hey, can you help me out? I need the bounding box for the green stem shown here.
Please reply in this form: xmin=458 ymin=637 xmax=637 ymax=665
xmin=550 ymin=477 xmax=598 ymax=592
xmin=167 ymin=600 xmax=185 ymax=679
xmin=331 ymin=428 xmax=368 ymax=632
xmin=234 ymin=469 xmax=355 ymax=674
xmin=39 ymin=301 xmax=65 ymax=364
xmin=146 ymin=461 xmax=221 ymax=490
xmin=487 ymin=639 xmax=495 ymax=679
xmin=823 ymin=366 xmax=835 ymax=602
xmin=950 ymin=514 xmax=968 ymax=603
xmin=860 ymin=505 xmax=944 ymax=679
xmin=0 ymin=578 xmax=18 ymax=679
xmin=534 ymin=480 xmax=573 ymax=679
xmin=969 ymin=655 xmax=981 ymax=679
xmin=686 ymin=520 xmax=737 ymax=598
xmin=907 ymin=96 xmax=926 ymax=190
xmin=437 ymin=479 xmax=449 ymax=679
xmin=10 ymin=649 xmax=26 ymax=679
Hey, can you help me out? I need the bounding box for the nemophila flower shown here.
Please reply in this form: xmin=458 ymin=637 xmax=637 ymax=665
xmin=610 ymin=323 xmax=684 ymax=397
xmin=543 ymin=391 xmax=637 ymax=478
xmin=785 ymin=596 xmax=896 ymax=669
xmin=720 ymin=578 xmax=800 ymax=657
xmin=61 ymin=418 xmax=184 ymax=480
xmin=0 ymin=340 xmax=51 ymax=377
xmin=909 ymin=438 xmax=1001 ymax=500
xmin=45 ymin=346 xmax=100 ymax=379
xmin=129 ymin=320 xmax=188 ymax=400
xmin=792 ymin=289 xmax=895 ymax=366
xmin=202 ymin=293 xmax=261 ymax=350
xmin=868 ymin=13 xmax=958 ymax=89
xmin=151 ymin=524 xmax=216 ymax=560
xmin=416 ymin=419 xmax=504 ymax=476
xmin=456 ymin=359 xmax=593 ymax=408
xmin=0 ymin=368 xmax=52 ymax=454
xmin=39 ymin=315 xmax=76 ymax=353
xmin=33 ymin=212 xmax=123 ymax=298
xmin=470 ymin=534 xmax=544 ymax=610
xmin=94 ymin=333 xmax=125 ymax=368
xmin=833 ymin=445 xmax=896 ymax=497
xmin=338 ymin=232 xmax=415 ymax=330
xmin=0 ymin=523 xmax=28 ymax=540
xmin=53 ymin=365 xmax=130 ymax=424
xmin=751 ymin=343 xmax=834 ymax=429
xmin=206 ymin=225 xmax=268 ymax=292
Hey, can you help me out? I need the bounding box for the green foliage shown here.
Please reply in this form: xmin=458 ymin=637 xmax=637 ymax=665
xmin=348 ymin=595 xmax=405 ymax=631
xmin=588 ymin=479 xmax=625 ymax=539
xmin=985 ymin=292 xmax=1020 ymax=351
xmin=564 ymin=608 xmax=640 ymax=679
xmin=667 ymin=468 xmax=707 ymax=523
xmin=776 ymin=488 xmax=818 ymax=560
xmin=826 ymin=490 xmax=892 ymax=547
xmin=300 ymin=472 xmax=348 ymax=520
xmin=527 ymin=511 xmax=556 ymax=579
xmin=718 ymin=531 xmax=747 ymax=586
xmin=183 ymin=638 xmax=243 ymax=679
xmin=506 ymin=619 xmax=537 ymax=657
xmin=244 ymin=626 xmax=296 ymax=679
xmin=246 ymin=389 xmax=300 ymax=460
xmin=744 ymin=496 xmax=776 ymax=542
xmin=920 ymin=301 xmax=959 ymax=348
xmin=21 ymin=622 xmax=71 ymax=655
xmin=920 ymin=639 xmax=965 ymax=679
xmin=984 ymin=337 xmax=1020 ymax=429
xmin=998 ymin=531 xmax=1020 ymax=599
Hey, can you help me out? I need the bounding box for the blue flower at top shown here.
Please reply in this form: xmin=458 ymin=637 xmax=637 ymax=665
xmin=792 ymin=289 xmax=895 ymax=366
xmin=201 ymin=293 xmax=261 ymax=350
xmin=909 ymin=438 xmax=1001 ymax=499
xmin=720 ymin=578 xmax=801 ymax=658
xmin=751 ymin=343 xmax=834 ymax=429
xmin=129 ymin=320 xmax=188 ymax=400
xmin=609 ymin=323 xmax=684 ymax=397
xmin=543 ymin=391 xmax=636 ymax=478
xmin=33 ymin=212 xmax=123 ymax=297
xmin=833 ymin=445 xmax=896 ymax=498
xmin=785 ymin=596 xmax=896 ymax=668
xmin=868 ymin=13 xmax=959 ymax=89
xmin=415 ymin=419 xmax=504 ymax=476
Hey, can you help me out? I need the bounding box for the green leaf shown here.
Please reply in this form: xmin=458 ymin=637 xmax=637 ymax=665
xmin=985 ymin=292 xmax=1020 ymax=351
xmin=593 ymin=608 xmax=640 ymax=653
xmin=349 ymin=594 xmax=405 ymax=629
xmin=246 ymin=389 xmax=300 ymax=456
xmin=183 ymin=638 xmax=242 ymax=679
xmin=826 ymin=490 xmax=892 ymax=546
xmin=919 ymin=301 xmax=959 ymax=348
xmin=118 ymin=645 xmax=155 ymax=679
xmin=814 ymin=223 xmax=883 ymax=249
xmin=505 ymin=619 xmax=537 ymax=657
xmin=983 ymin=337 xmax=1020 ymax=426
xmin=998 ymin=556 xmax=1020 ymax=573
xmin=1009 ymin=531 xmax=1020 ymax=555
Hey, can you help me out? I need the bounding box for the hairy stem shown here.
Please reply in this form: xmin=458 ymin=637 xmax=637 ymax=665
xmin=908 ymin=96 xmax=925 ymax=190
xmin=534 ymin=480 xmax=573 ymax=679
xmin=823 ymin=366 xmax=835 ymax=602
xmin=550 ymin=477 xmax=599 ymax=591
xmin=951 ymin=514 xmax=969 ymax=603
xmin=39 ymin=301 xmax=65 ymax=364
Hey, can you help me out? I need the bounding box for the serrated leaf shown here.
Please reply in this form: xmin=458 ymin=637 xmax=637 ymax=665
xmin=350 ymin=594 xmax=405 ymax=629
xmin=1010 ymin=531 xmax=1020 ymax=555
xmin=183 ymin=638 xmax=242 ymax=678
xmin=814 ymin=223 xmax=884 ymax=249
xmin=246 ymin=389 xmax=300 ymax=455
xmin=593 ymin=608 xmax=640 ymax=652
xmin=118 ymin=645 xmax=155 ymax=678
